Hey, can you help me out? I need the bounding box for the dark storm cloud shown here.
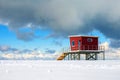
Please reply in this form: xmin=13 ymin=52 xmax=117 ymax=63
xmin=16 ymin=30 xmax=36 ymax=41
xmin=0 ymin=0 xmax=120 ymax=42
xmin=110 ymin=39 xmax=120 ymax=48
xmin=88 ymin=14 xmax=120 ymax=40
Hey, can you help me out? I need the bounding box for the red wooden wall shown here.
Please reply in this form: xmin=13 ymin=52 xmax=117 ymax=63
xmin=69 ymin=36 xmax=98 ymax=51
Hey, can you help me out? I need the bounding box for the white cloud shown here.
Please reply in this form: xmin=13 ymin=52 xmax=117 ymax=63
xmin=100 ymin=42 xmax=109 ymax=50
xmin=100 ymin=42 xmax=120 ymax=60
xmin=0 ymin=42 xmax=120 ymax=60
xmin=0 ymin=48 xmax=59 ymax=60
xmin=0 ymin=45 xmax=10 ymax=52
xmin=1 ymin=54 xmax=14 ymax=59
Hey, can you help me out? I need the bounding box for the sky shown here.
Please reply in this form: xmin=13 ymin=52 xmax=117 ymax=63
xmin=0 ymin=0 xmax=120 ymax=60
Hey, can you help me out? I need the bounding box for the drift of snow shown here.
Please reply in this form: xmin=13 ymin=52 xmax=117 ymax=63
xmin=0 ymin=60 xmax=120 ymax=80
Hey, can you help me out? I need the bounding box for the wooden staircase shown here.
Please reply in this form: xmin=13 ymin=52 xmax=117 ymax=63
xmin=57 ymin=53 xmax=68 ymax=60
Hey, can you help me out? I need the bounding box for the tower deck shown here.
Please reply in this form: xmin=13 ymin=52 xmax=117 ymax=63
xmin=57 ymin=49 xmax=105 ymax=60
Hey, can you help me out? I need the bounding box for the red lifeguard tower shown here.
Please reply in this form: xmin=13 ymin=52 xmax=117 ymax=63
xmin=57 ymin=35 xmax=105 ymax=60
xmin=70 ymin=35 xmax=98 ymax=51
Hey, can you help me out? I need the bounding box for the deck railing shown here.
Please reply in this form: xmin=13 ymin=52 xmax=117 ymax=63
xmin=62 ymin=45 xmax=105 ymax=53
xmin=80 ymin=45 xmax=105 ymax=51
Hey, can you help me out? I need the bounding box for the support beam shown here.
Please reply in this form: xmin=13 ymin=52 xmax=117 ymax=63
xmin=86 ymin=53 xmax=98 ymax=60
xmin=103 ymin=52 xmax=105 ymax=60
xmin=71 ymin=54 xmax=72 ymax=60
xmin=68 ymin=53 xmax=69 ymax=60
xmin=95 ymin=53 xmax=97 ymax=60
xmin=85 ymin=53 xmax=88 ymax=60
xmin=73 ymin=53 xmax=75 ymax=60
xmin=78 ymin=53 xmax=80 ymax=60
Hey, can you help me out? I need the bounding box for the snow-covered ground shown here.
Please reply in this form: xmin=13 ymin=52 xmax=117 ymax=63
xmin=0 ymin=60 xmax=120 ymax=80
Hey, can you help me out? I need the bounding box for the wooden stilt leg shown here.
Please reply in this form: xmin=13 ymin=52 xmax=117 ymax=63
xmin=71 ymin=54 xmax=72 ymax=60
xmin=78 ymin=53 xmax=80 ymax=60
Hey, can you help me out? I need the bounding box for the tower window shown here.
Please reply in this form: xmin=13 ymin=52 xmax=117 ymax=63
xmin=72 ymin=41 xmax=75 ymax=46
xmin=87 ymin=38 xmax=93 ymax=42
xmin=78 ymin=40 xmax=81 ymax=46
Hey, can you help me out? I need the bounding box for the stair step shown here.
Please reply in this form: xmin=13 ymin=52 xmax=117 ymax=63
xmin=57 ymin=53 xmax=68 ymax=60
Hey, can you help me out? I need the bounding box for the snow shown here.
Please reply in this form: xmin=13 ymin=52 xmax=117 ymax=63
xmin=0 ymin=60 xmax=120 ymax=80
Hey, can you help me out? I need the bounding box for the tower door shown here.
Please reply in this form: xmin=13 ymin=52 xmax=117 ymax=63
xmin=78 ymin=40 xmax=81 ymax=50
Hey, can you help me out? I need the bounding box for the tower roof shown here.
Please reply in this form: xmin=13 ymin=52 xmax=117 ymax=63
xmin=68 ymin=35 xmax=98 ymax=38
